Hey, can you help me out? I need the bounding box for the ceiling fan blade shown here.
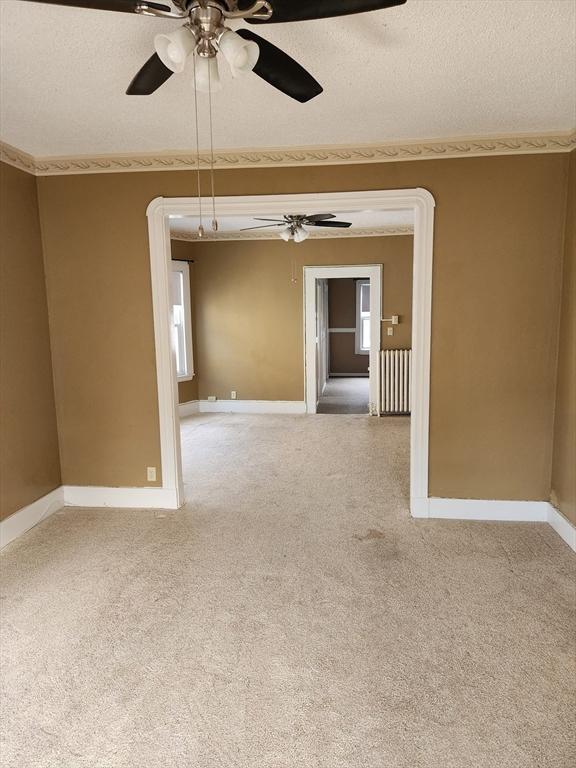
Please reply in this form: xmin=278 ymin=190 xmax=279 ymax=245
xmin=242 ymin=0 xmax=406 ymax=24
xmin=236 ymin=29 xmax=322 ymax=103
xmin=240 ymin=224 xmax=285 ymax=231
xmin=304 ymin=214 xmax=336 ymax=222
xmin=308 ymin=220 xmax=352 ymax=228
xmin=126 ymin=53 xmax=174 ymax=95
xmin=19 ymin=0 xmax=171 ymax=12
xmin=252 ymin=218 xmax=286 ymax=222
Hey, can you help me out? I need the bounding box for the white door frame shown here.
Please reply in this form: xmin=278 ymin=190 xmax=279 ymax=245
xmin=146 ymin=188 xmax=435 ymax=516
xmin=315 ymin=278 xmax=329 ymax=400
xmin=305 ymin=265 xmax=382 ymax=415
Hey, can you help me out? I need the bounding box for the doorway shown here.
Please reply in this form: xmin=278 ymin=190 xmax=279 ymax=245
xmin=146 ymin=188 xmax=435 ymax=516
xmin=318 ymin=276 xmax=373 ymax=415
xmin=304 ymin=265 xmax=382 ymax=415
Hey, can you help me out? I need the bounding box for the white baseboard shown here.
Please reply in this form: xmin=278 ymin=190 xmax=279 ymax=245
xmin=0 ymin=486 xmax=64 ymax=549
xmin=197 ymin=399 xmax=306 ymax=414
xmin=547 ymin=504 xmax=576 ymax=552
xmin=62 ymin=486 xmax=179 ymax=510
xmin=179 ymin=400 xmax=200 ymax=417
xmin=1 ymin=484 xmax=179 ymax=548
xmin=413 ymin=497 xmax=576 ymax=552
xmin=426 ymin=498 xmax=549 ymax=521
xmin=410 ymin=497 xmax=430 ymax=518
xmin=4 ymin=489 xmax=574 ymax=554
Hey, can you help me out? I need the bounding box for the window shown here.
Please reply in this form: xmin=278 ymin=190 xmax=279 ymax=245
xmin=355 ymin=279 xmax=371 ymax=354
xmin=170 ymin=261 xmax=194 ymax=381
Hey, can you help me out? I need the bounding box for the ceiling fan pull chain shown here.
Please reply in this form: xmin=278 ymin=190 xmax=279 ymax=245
xmin=207 ymin=59 xmax=218 ymax=232
xmin=192 ymin=52 xmax=204 ymax=238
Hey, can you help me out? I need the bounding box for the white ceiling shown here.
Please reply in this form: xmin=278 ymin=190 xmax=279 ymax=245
xmin=170 ymin=208 xmax=414 ymax=238
xmin=0 ymin=0 xmax=574 ymax=157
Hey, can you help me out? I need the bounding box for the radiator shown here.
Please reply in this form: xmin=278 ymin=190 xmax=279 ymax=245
xmin=381 ymin=349 xmax=412 ymax=414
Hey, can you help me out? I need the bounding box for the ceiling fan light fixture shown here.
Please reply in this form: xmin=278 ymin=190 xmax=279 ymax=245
xmin=154 ymin=25 xmax=197 ymax=74
xmin=193 ymin=55 xmax=223 ymax=92
xmin=293 ymin=225 xmax=309 ymax=243
xmin=218 ymin=30 xmax=260 ymax=77
xmin=279 ymin=226 xmax=293 ymax=242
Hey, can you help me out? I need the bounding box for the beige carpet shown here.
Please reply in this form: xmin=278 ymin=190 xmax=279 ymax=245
xmin=1 ymin=414 xmax=575 ymax=768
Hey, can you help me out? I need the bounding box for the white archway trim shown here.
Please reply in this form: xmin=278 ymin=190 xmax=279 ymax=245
xmin=147 ymin=188 xmax=435 ymax=514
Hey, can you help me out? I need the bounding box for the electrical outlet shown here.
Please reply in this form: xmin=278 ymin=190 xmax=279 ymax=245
xmin=208 ymin=395 xmax=217 ymax=402
xmin=147 ymin=466 xmax=157 ymax=482
xmin=387 ymin=327 xmax=394 ymax=336
xmin=231 ymin=390 xmax=237 ymax=400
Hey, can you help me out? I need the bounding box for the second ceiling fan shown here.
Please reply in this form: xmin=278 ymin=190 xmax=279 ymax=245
xmin=22 ymin=0 xmax=407 ymax=102
xmin=241 ymin=213 xmax=353 ymax=242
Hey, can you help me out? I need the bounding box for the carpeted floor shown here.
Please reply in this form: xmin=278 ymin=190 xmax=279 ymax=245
xmin=317 ymin=377 xmax=369 ymax=414
xmin=1 ymin=414 xmax=575 ymax=768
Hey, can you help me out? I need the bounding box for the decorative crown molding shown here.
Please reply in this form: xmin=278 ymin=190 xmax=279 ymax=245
xmin=170 ymin=225 xmax=414 ymax=242
xmin=0 ymin=143 xmax=37 ymax=175
xmin=1 ymin=132 xmax=574 ymax=177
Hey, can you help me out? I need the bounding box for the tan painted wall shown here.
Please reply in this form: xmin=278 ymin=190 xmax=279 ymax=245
xmin=330 ymin=334 xmax=369 ymax=375
xmin=0 ymin=162 xmax=61 ymax=518
xmin=175 ymin=236 xmax=411 ymax=400
xmin=172 ymin=241 xmax=199 ymax=404
xmin=328 ymin=278 xmax=358 ymax=328
xmin=551 ymin=150 xmax=576 ymax=525
xmin=327 ymin=240 xmax=413 ymax=375
xmin=36 ymin=153 xmax=568 ymax=499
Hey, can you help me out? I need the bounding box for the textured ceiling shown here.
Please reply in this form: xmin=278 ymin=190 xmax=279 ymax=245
xmin=0 ymin=0 xmax=574 ymax=156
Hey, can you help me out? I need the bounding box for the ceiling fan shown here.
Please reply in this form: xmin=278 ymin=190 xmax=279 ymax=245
xmin=241 ymin=213 xmax=353 ymax=242
xmin=21 ymin=0 xmax=407 ymax=103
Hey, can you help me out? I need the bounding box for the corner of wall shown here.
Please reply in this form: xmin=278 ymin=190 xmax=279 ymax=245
xmin=549 ymin=149 xmax=576 ymax=526
xmin=34 ymin=169 xmax=66 ymax=485
xmin=0 ymin=162 xmax=62 ymax=517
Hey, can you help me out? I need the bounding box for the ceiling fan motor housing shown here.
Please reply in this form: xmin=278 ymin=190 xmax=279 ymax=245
xmin=191 ymin=3 xmax=224 ymax=57
xmin=169 ymin=2 xmax=272 ymax=59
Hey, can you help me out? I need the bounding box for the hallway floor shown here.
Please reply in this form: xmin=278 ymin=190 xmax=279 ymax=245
xmin=317 ymin=376 xmax=369 ymax=413
xmin=1 ymin=414 xmax=575 ymax=768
